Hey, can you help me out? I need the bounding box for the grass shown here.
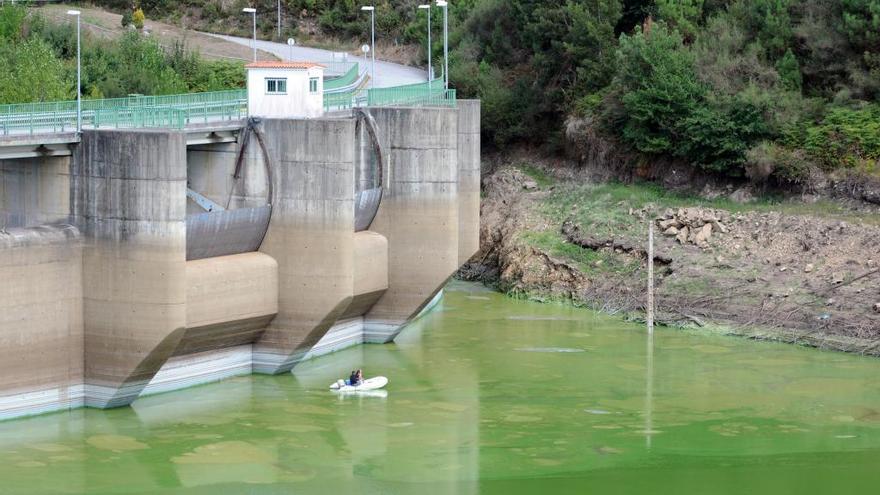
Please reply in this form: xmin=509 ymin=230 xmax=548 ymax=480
xmin=540 ymin=181 xmax=880 ymax=238
xmin=519 ymin=230 xmax=642 ymax=277
xmin=517 ymin=162 xmax=555 ymax=188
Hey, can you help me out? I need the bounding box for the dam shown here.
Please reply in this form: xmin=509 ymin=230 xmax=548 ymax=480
xmin=0 ymin=65 xmax=480 ymax=420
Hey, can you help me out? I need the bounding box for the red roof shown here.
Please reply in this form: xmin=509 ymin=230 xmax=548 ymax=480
xmin=245 ymin=61 xmax=325 ymax=69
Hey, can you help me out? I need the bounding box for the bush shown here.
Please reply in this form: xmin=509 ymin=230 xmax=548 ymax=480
xmin=610 ymin=24 xmax=769 ymax=175
xmin=121 ymin=11 xmax=132 ymax=28
xmin=132 ymin=9 xmax=145 ymax=30
xmin=803 ymin=105 xmax=880 ymax=170
xmin=746 ymin=141 xmax=815 ymax=183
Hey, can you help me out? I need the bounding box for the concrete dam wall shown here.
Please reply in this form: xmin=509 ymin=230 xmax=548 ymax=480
xmin=0 ymin=102 xmax=480 ymax=421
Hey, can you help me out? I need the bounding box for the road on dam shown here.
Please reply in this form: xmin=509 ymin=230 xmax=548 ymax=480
xmin=209 ymin=33 xmax=428 ymax=88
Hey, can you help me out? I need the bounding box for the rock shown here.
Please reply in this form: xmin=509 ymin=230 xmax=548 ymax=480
xmin=826 ymin=298 xmax=835 ymax=306
xmin=523 ymin=179 xmax=538 ymax=190
xmin=710 ymin=220 xmax=728 ymax=234
xmin=779 ymin=266 xmax=788 ymax=272
xmin=804 ymin=263 xmax=814 ymax=273
xmin=831 ymin=272 xmax=846 ymax=284
xmin=874 ymin=303 xmax=880 ymax=313
xmin=694 ymin=223 xmax=713 ymax=248
xmin=663 ymin=226 xmax=679 ymax=237
xmin=675 ymin=226 xmax=690 ymax=245
xmin=658 ymin=218 xmax=682 ymax=230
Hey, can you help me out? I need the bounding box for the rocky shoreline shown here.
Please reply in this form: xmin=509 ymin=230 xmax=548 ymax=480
xmin=460 ymin=156 xmax=880 ymax=355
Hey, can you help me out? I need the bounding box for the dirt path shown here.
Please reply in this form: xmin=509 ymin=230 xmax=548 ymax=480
xmin=37 ymin=4 xmax=277 ymax=62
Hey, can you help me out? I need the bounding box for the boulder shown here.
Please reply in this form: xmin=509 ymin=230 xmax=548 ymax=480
xmin=804 ymin=263 xmax=814 ymax=273
xmin=675 ymin=226 xmax=690 ymax=245
xmin=694 ymin=223 xmax=713 ymax=249
xmin=663 ymin=226 xmax=679 ymax=237
xmin=874 ymin=303 xmax=880 ymax=313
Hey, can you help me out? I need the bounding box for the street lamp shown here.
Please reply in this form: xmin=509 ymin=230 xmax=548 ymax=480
xmin=277 ymin=0 xmax=281 ymax=39
xmin=242 ymin=7 xmax=257 ymax=62
xmin=360 ymin=6 xmax=376 ymax=89
xmin=437 ymin=0 xmax=448 ymax=90
xmin=67 ymin=9 xmax=81 ymax=133
xmin=418 ymin=4 xmax=431 ymax=92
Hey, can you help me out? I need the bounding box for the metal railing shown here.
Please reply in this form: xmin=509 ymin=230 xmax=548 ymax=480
xmin=323 ymin=63 xmax=360 ymax=92
xmin=320 ymin=60 xmax=358 ymax=77
xmin=366 ymin=79 xmax=455 ymax=108
xmin=0 ymin=90 xmax=248 ymax=135
xmin=1 ymin=79 xmax=457 ymax=136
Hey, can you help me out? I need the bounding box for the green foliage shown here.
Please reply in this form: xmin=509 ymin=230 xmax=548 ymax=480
xmin=0 ymin=3 xmax=26 ymax=40
xmin=132 ymin=8 xmax=145 ymax=30
xmin=803 ymin=105 xmax=880 ymax=170
xmin=656 ymin=0 xmax=704 ymax=40
xmin=0 ymin=5 xmax=71 ymax=104
xmin=610 ymin=24 xmax=769 ymax=174
xmin=121 ymin=11 xmax=133 ymax=28
xmin=0 ymin=38 xmax=72 ymax=104
xmin=775 ymin=48 xmax=802 ymax=91
xmin=614 ymin=25 xmax=704 ymax=154
xmin=0 ymin=6 xmax=243 ymax=104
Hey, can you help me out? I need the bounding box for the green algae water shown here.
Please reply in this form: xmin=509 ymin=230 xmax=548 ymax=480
xmin=3 ymin=282 xmax=880 ymax=494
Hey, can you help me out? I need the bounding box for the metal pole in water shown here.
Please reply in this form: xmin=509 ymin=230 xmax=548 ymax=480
xmin=647 ymin=221 xmax=654 ymax=334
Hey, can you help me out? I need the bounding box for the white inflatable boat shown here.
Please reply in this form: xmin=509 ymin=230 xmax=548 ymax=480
xmin=329 ymin=376 xmax=388 ymax=392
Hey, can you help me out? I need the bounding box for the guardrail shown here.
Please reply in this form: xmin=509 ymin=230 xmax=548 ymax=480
xmin=1 ymin=79 xmax=457 ymax=136
xmin=320 ymin=60 xmax=358 ymax=77
xmin=1 ymin=91 xmax=247 ymax=135
xmin=366 ymin=79 xmax=454 ymax=107
xmin=323 ymin=63 xmax=360 ymax=92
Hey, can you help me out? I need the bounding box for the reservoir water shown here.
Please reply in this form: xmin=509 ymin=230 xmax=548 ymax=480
xmin=2 ymin=282 xmax=880 ymax=494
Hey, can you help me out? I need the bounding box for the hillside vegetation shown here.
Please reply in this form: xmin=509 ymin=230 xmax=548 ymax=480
xmin=8 ymin=1 xmax=880 ymax=186
xmin=88 ymin=0 xmax=879 ymax=185
xmin=0 ymin=3 xmax=244 ymax=103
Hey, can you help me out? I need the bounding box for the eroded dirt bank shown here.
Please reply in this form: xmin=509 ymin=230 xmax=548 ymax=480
xmin=460 ymin=155 xmax=880 ymax=355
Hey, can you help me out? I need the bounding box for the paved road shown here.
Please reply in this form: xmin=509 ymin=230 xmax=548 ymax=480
xmin=209 ymin=34 xmax=428 ymax=88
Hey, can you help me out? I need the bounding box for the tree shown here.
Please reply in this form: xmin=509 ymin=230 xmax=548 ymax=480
xmin=776 ymin=48 xmax=802 ymax=91
xmin=0 ymin=38 xmax=72 ymax=104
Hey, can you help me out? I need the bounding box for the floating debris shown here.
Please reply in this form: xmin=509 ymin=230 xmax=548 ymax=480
xmin=515 ymin=347 xmax=586 ymax=353
xmin=584 ymin=409 xmax=612 ymax=415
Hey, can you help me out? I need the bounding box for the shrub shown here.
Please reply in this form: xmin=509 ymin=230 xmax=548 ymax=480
xmin=804 ymin=105 xmax=880 ymax=170
xmin=121 ymin=11 xmax=132 ymax=28
xmin=746 ymin=141 xmax=815 ymax=183
xmin=132 ymin=9 xmax=145 ymax=30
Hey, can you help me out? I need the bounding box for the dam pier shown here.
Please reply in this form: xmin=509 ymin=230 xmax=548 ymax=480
xmin=0 ymin=68 xmax=479 ymax=420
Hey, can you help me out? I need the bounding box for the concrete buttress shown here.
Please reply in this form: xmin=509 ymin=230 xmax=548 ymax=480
xmin=253 ymin=118 xmax=356 ymax=373
xmin=363 ymin=107 xmax=460 ymax=343
xmin=73 ymin=130 xmax=188 ymax=408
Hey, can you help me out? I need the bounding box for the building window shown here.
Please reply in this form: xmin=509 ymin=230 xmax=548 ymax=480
xmin=266 ymin=78 xmax=287 ymax=94
xmin=309 ymin=77 xmax=319 ymax=94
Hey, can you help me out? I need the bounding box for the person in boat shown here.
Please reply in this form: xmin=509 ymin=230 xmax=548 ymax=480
xmin=349 ymin=369 xmax=363 ymax=386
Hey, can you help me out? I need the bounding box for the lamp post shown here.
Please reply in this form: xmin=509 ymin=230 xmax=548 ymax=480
xmin=242 ymin=7 xmax=257 ymax=62
xmin=277 ymin=0 xmax=281 ymax=39
xmin=67 ymin=9 xmax=81 ymax=133
xmin=360 ymin=6 xmax=375 ymax=89
xmin=418 ymin=4 xmax=431 ymax=92
xmin=437 ymin=0 xmax=448 ymax=91
xmin=287 ymin=37 xmax=295 ymax=61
